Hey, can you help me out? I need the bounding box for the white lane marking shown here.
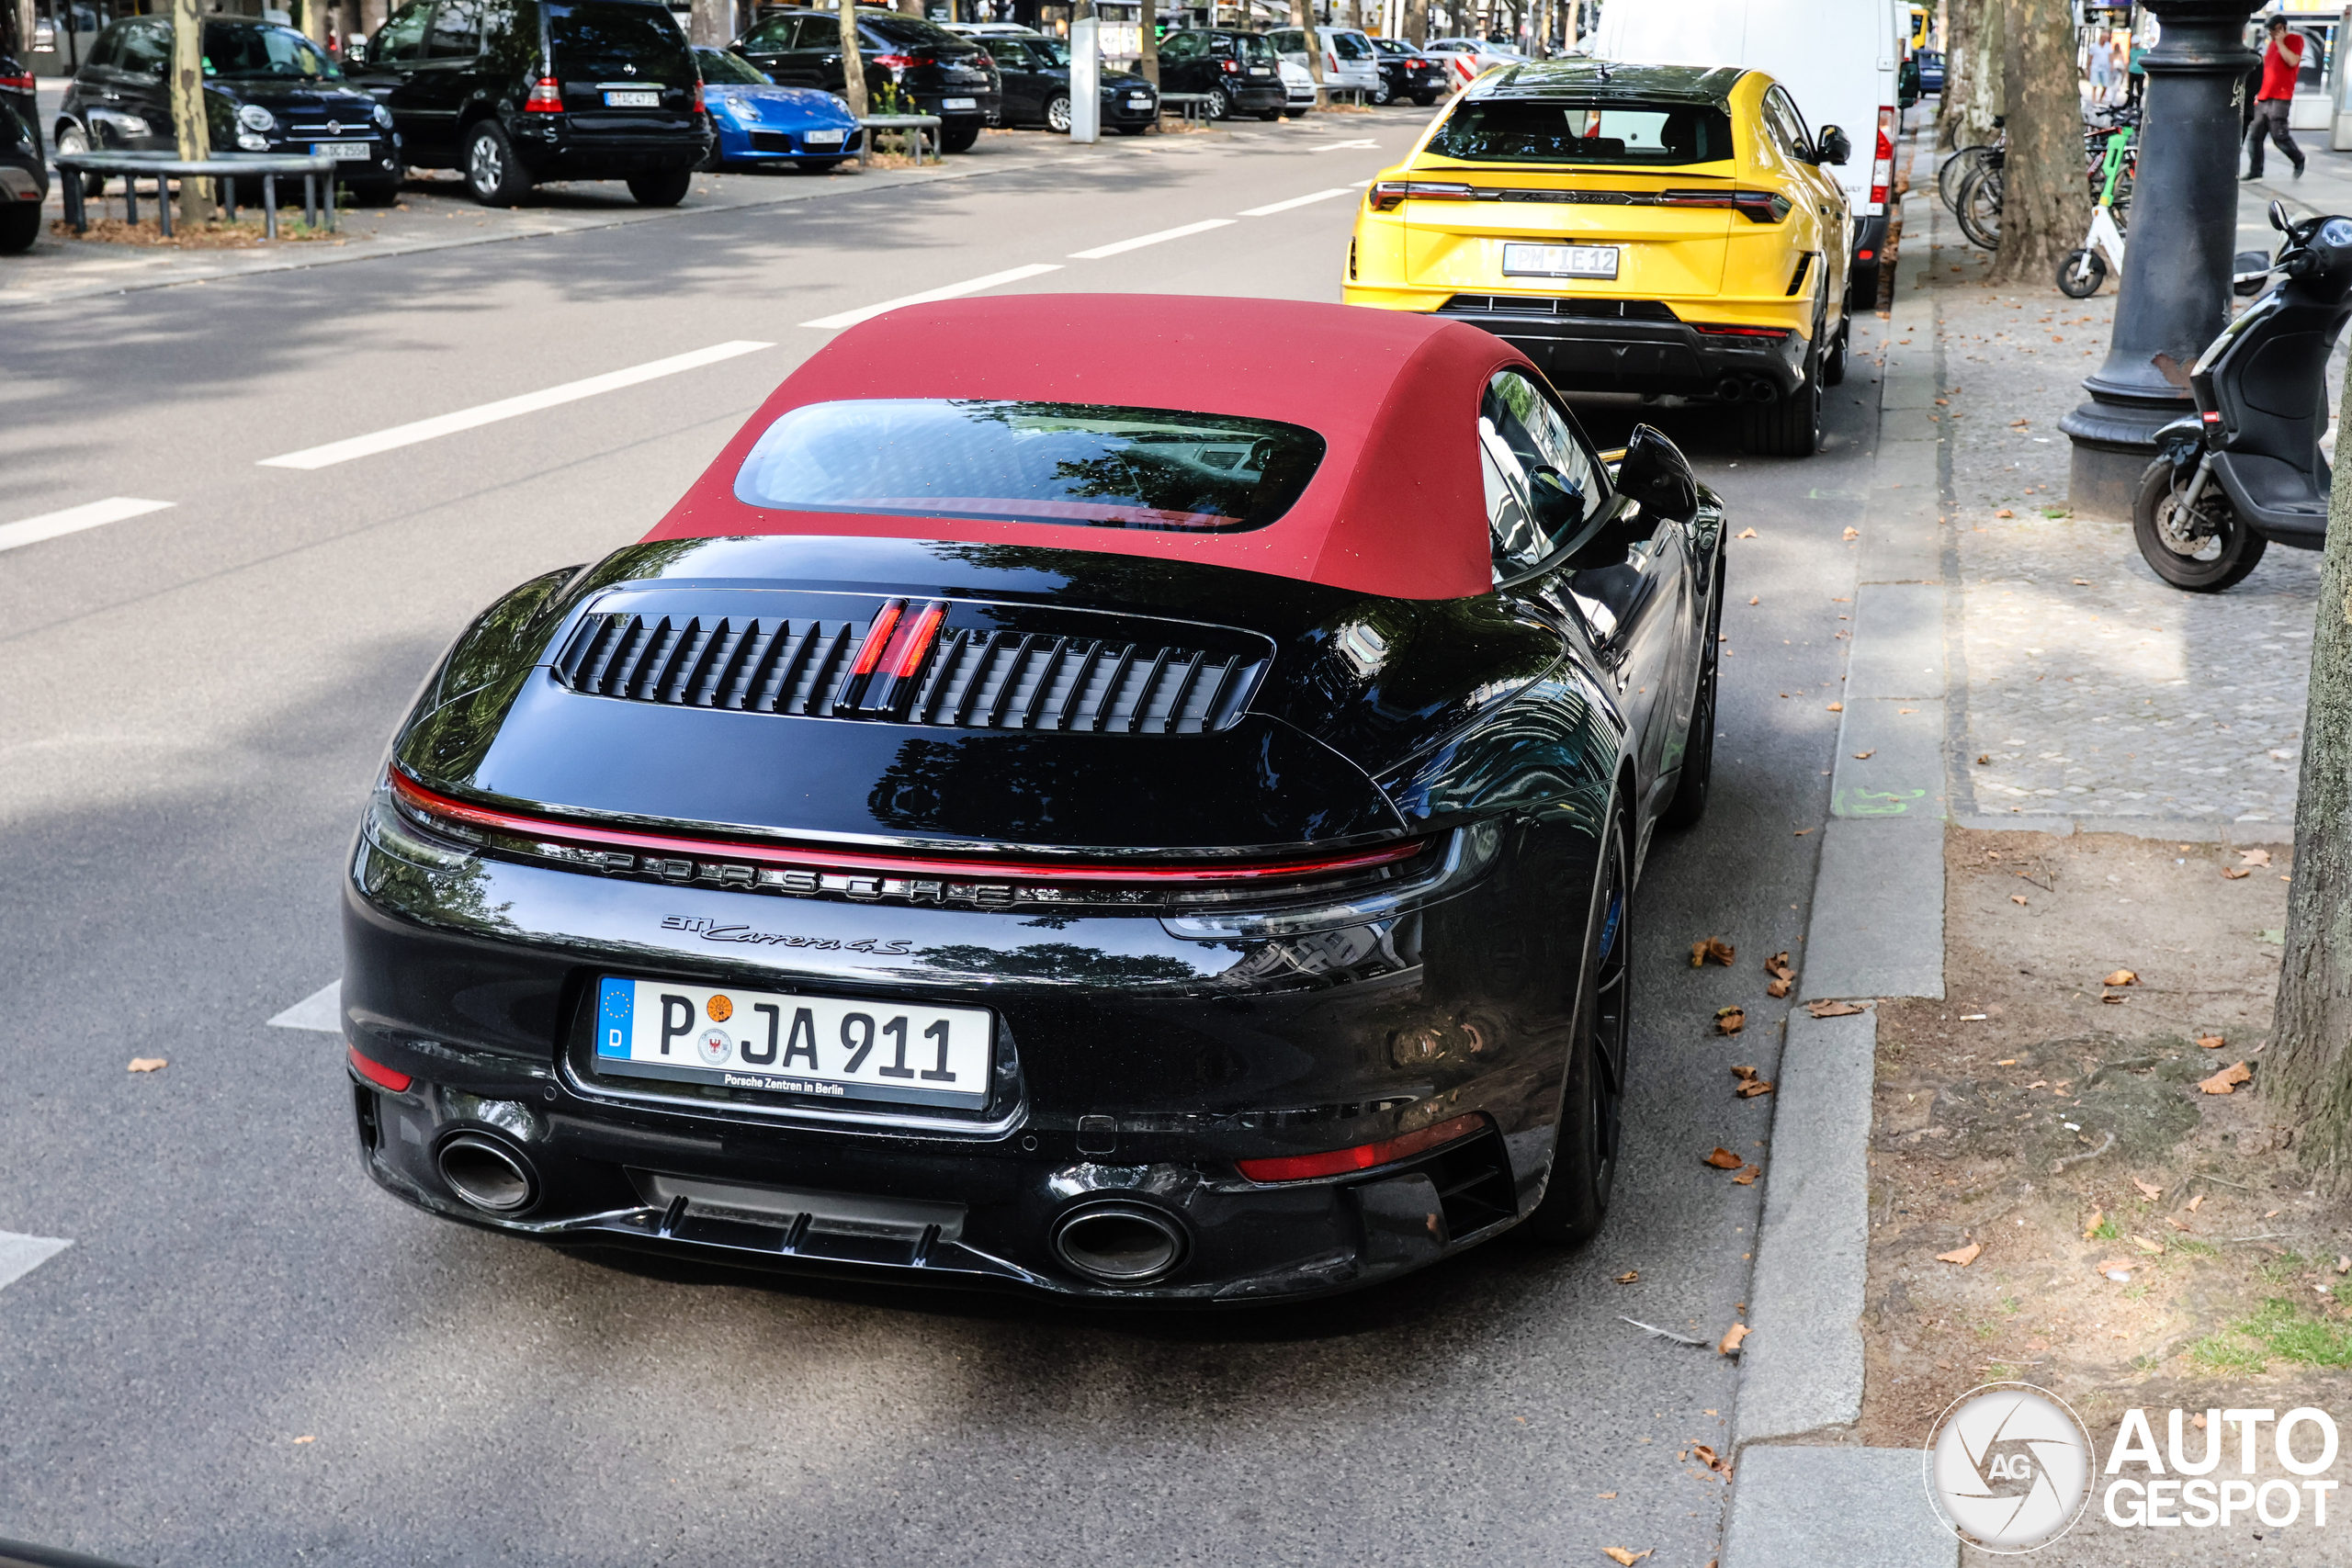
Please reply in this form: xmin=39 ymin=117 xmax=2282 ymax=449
xmin=0 ymin=1232 xmax=72 ymax=1295
xmin=256 ymin=342 xmax=776 ymax=469
xmin=268 ymin=980 xmax=342 ymax=1032
xmin=1067 ymin=219 xmax=1236 ymax=260
xmin=801 ymin=265 xmax=1064 ymax=330
xmin=1238 ymin=187 xmax=1353 ymax=217
xmin=1308 ymin=139 xmax=1381 ymax=152
xmin=0 ymin=497 xmax=175 ymax=556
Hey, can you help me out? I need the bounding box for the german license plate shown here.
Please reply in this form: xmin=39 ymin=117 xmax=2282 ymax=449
xmin=594 ymin=976 xmax=991 ymax=1109
xmin=603 ymin=89 xmax=661 ymax=107
xmin=1503 ymin=242 xmax=1620 ymax=279
xmin=803 ymin=128 xmax=844 ymax=144
xmin=1248 ymin=67 xmax=1271 ymax=74
xmin=312 ymin=141 xmax=370 ymax=160
xmin=942 ymin=96 xmax=977 ymax=109
xmin=1127 ymin=95 xmax=1152 ymax=106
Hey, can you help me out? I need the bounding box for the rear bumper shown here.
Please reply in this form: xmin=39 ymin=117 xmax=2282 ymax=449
xmin=509 ymin=118 xmax=711 ymax=176
xmin=1403 ymin=293 xmax=1810 ymax=399
xmin=1221 ymin=81 xmax=1287 ymax=110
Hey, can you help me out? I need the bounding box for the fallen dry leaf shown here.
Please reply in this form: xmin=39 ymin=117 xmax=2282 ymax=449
xmin=2222 ymin=867 xmax=2252 ymax=880
xmin=1996 ymin=1059 xmax=2018 ymax=1066
xmin=1714 ymin=1006 xmax=1747 ymax=1036
xmin=2199 ymin=1061 xmax=2253 ymax=1095
xmin=1747 ymin=596 xmax=1758 ymax=605
xmin=2096 ymin=1258 xmax=2135 ymax=1276
xmin=292 ymin=1434 xmax=316 ymax=1445
xmin=1807 ymin=999 xmax=1866 ymax=1018
xmin=1598 ymin=1491 xmax=1617 ymax=1499
xmin=1765 ymin=952 xmax=1795 ymax=982
xmin=2081 ymin=1207 xmax=2103 ymax=1239
xmin=1615 ymin=1270 xmax=1640 ymax=1284
xmin=1852 ymin=749 xmax=1875 ymax=760
xmin=1826 ymin=701 xmax=1843 ymax=712
xmin=1793 ymin=828 xmax=1813 ymax=836
xmin=2105 ymin=969 xmax=2140 ymax=987
xmin=2267 ymin=1209 xmax=2283 ymax=1219
xmin=2132 ymin=1178 xmax=2163 ymax=1201
xmin=1602 ymin=1550 xmax=1652 ymax=1567
xmin=1704 ymin=1147 xmax=1744 ymax=1169
xmin=1718 ymin=1324 xmax=1749 ymax=1355
xmin=1692 ymin=1443 xmax=1726 ymax=1472
xmin=1841 ymin=526 xmax=1860 ymax=541
xmin=2189 ymin=1194 xmax=2205 ymax=1213
xmin=1765 ymin=976 xmax=1792 ymax=998
xmin=1996 ymin=508 xmax=2015 ymax=518
xmin=2129 ymin=1235 xmax=2165 ymax=1256
xmin=2240 ymin=848 xmax=2273 ymax=867
xmin=1690 ymin=937 xmax=1736 ymax=968
xmin=2197 ymin=1034 xmax=2226 ymax=1050
xmin=1975 ymin=752 xmax=1991 ymax=764
xmin=2336 ymin=1256 xmax=2350 ymax=1275
xmin=127 ymin=1057 xmax=166 ymax=1074
xmin=1735 ymin=1077 xmax=1774 ymax=1099
xmin=2166 ymin=1215 xmax=2191 ymax=1232
xmin=1938 ymin=1242 xmax=1984 ymax=1267
xmin=2100 ymin=991 xmax=2128 ymax=1005
xmin=2011 ymin=894 xmax=2030 ymax=906
xmin=1735 ymin=527 xmax=1758 ymax=539
xmin=1732 ymin=1165 xmax=1759 ymax=1186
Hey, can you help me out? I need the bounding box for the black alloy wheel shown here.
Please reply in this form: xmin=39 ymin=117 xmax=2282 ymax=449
xmin=1371 ymin=78 xmax=1391 ymax=104
xmin=1740 ymin=344 xmax=1823 ymax=457
xmin=465 ymin=122 xmax=531 ymax=207
xmin=1412 ymin=92 xmax=1438 ymax=106
xmin=941 ymin=122 xmax=979 ymax=153
xmin=1659 ymin=583 xmax=1722 ymax=829
xmin=0 ymin=201 xmax=38 ymax=254
xmin=1521 ymin=806 xmax=1631 ymax=1246
xmin=1206 ymin=85 xmax=1233 ymax=119
xmin=1044 ymin=92 xmax=1072 ymax=131
xmin=2132 ymin=457 xmax=2268 ymax=592
xmin=627 ymin=168 xmax=693 ymax=206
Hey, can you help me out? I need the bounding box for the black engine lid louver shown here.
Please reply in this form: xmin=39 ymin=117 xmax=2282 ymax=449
xmin=552 ymin=609 xmax=1266 ymax=735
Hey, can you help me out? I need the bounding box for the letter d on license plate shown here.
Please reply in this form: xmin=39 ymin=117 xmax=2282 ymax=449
xmin=1502 ymin=242 xmax=1619 ymax=279
xmin=594 ymin=976 xmax=991 ymax=1109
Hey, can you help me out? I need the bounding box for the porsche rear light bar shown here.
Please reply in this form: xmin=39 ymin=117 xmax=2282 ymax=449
xmin=840 ymin=597 xmax=948 ymax=716
xmin=1871 ymin=105 xmax=1895 ymax=207
xmin=388 ymin=767 xmax=1430 ymax=892
xmin=349 ymin=1046 xmax=413 ymax=1093
xmin=1237 ymin=1112 xmax=1487 ymax=1183
xmin=525 ymin=75 xmax=563 ymax=112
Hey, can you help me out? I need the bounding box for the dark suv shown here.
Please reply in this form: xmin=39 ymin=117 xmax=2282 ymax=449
xmin=348 ymin=0 xmax=709 ymax=207
xmin=732 ymin=7 xmax=997 ymax=154
xmin=1152 ymin=28 xmax=1284 ymax=121
xmin=55 ymin=17 xmax=401 ymax=204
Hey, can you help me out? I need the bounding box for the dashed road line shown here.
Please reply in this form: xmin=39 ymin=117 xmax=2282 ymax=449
xmin=0 ymin=497 xmax=175 ymax=555
xmin=268 ymin=980 xmax=342 ymax=1032
xmin=256 ymin=341 xmax=775 ymax=469
xmin=801 ymin=264 xmax=1064 ymax=330
xmin=1067 ymin=218 xmax=1238 ymax=259
xmin=0 ymin=1232 xmax=71 ymax=1296
xmin=1237 ymin=187 xmax=1354 ymax=216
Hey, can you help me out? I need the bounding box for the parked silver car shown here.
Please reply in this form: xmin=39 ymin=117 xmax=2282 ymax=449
xmin=1265 ymin=26 xmax=1383 ymax=99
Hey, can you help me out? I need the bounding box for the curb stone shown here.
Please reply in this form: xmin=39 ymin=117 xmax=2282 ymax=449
xmin=1722 ymin=1446 xmax=1957 ymax=1568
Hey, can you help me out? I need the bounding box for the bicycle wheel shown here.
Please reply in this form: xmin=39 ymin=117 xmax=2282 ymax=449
xmin=1939 ymin=144 xmax=1990 ymax=213
xmin=1957 ymin=165 xmax=2002 ymax=250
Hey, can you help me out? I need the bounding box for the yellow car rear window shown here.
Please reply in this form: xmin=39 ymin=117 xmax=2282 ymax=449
xmin=1429 ymin=98 xmax=1735 ymax=164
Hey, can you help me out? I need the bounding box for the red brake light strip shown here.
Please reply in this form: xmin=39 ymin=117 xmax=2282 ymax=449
xmin=847 ymin=599 xmax=907 ymax=678
xmin=389 ymin=769 xmax=1428 ymax=886
xmin=1236 ymin=1111 xmax=1487 ymax=1183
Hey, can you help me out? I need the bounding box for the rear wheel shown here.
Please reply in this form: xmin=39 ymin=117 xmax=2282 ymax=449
xmin=1740 ymin=346 xmax=1823 ymax=457
xmin=464 ymin=122 xmax=531 ymax=207
xmin=1258 ymin=108 xmax=1284 ymax=120
xmin=627 ymin=168 xmax=692 ymax=206
xmin=0 ymin=203 xmax=40 ymax=254
xmin=1821 ymin=320 xmax=1848 ymax=387
xmin=1371 ymin=79 xmax=1392 ymax=104
xmin=1207 ymin=86 xmax=1233 ymax=119
xmin=940 ymin=123 xmax=979 ymax=153
xmin=2132 ymin=457 xmax=2267 ymax=592
xmin=1520 ymin=806 xmax=1631 ymax=1247
xmin=1411 ymin=92 xmax=1438 ymax=107
xmin=1044 ymin=93 xmax=1072 ymax=132
xmin=1113 ymin=122 xmax=1148 ymax=136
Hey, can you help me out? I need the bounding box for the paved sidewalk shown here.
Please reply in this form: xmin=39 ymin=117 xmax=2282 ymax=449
xmin=1931 ymin=135 xmax=2342 ymax=830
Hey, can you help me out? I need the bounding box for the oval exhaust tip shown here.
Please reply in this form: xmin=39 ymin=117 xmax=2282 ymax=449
xmin=1051 ymin=1202 xmax=1186 ymax=1286
xmin=436 ymin=1134 xmax=537 ymax=1213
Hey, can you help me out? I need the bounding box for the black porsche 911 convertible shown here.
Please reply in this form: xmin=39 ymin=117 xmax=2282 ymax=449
xmin=343 ymin=294 xmax=1725 ymax=1303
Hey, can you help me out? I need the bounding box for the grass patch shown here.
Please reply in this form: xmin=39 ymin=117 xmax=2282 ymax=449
xmin=2240 ymin=1298 xmax=2352 ymax=1368
xmin=2257 ymin=1253 xmax=2311 ymax=1286
xmin=2090 ymin=1217 xmax=2120 ymax=1241
xmin=2188 ymin=1332 xmax=2269 ymax=1375
xmin=2173 ymin=1238 xmax=2219 ymax=1258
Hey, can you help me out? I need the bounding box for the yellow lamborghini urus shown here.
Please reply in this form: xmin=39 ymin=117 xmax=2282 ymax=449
xmin=1344 ymin=61 xmax=1854 ymax=457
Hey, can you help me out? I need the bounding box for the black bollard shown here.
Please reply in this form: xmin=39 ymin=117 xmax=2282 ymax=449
xmin=2060 ymin=0 xmax=2265 ymax=521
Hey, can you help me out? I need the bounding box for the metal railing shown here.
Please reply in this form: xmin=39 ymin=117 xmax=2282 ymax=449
xmin=855 ymin=115 xmax=943 ymax=166
xmin=1157 ymin=91 xmax=1215 ymax=126
xmin=57 ymin=151 xmax=341 ymax=240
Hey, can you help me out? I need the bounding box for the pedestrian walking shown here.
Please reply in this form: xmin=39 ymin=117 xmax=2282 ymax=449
xmin=2087 ymin=35 xmax=2114 ymax=104
xmin=2245 ymin=16 xmax=2307 ymax=181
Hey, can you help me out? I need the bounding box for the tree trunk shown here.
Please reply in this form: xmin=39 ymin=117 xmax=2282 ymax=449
xmin=1941 ymin=0 xmax=2004 ymax=150
xmin=1406 ymin=0 xmax=1425 ymax=48
xmin=1295 ymin=0 xmax=1323 ymax=83
xmin=1985 ymin=0 xmax=2080 ymax=285
xmin=836 ymin=0 xmax=867 ymax=119
xmin=691 ymin=0 xmax=728 ymax=46
xmin=2266 ymin=369 xmax=2352 ymax=1184
xmin=171 ymin=0 xmax=214 ymax=228
xmin=1139 ymin=0 xmax=1158 ymax=87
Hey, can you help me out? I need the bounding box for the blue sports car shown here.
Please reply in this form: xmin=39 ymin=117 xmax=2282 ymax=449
xmin=696 ymin=46 xmax=864 ymax=173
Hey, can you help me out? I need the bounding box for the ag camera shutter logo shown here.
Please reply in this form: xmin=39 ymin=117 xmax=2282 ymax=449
xmin=1923 ymin=1382 xmax=2095 ymax=1551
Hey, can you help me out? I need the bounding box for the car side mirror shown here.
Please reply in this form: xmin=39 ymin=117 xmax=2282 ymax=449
xmin=1816 ymin=125 xmax=1851 ymax=166
xmin=1612 ymin=423 xmax=1699 ymax=523
xmin=345 ymin=37 xmax=367 ymax=63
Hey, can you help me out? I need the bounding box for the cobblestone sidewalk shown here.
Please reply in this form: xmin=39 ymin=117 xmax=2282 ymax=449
xmin=1928 ymin=138 xmax=2338 ymax=828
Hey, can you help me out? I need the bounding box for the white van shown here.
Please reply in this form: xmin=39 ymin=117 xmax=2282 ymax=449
xmin=1591 ymin=0 xmax=1900 ymax=303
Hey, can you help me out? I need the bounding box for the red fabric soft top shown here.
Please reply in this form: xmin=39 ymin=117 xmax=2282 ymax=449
xmin=642 ymin=293 xmax=1526 ymax=601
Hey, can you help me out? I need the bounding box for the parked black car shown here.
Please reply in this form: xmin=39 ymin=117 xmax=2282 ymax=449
xmin=54 ymin=17 xmax=403 ymax=205
xmin=1152 ymin=27 xmax=1284 ymax=120
xmin=1 ymin=39 xmax=36 ymax=155
xmin=0 ymin=94 xmax=44 ymax=253
xmin=976 ymin=30 xmax=1156 ymax=134
xmin=347 ymin=0 xmax=708 ymax=208
xmin=1367 ymin=35 xmax=1443 ymax=107
xmin=733 ymin=7 xmax=997 ymax=154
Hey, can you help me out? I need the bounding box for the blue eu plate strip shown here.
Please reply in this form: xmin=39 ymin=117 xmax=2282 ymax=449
xmin=596 ymin=976 xmax=634 ymax=1057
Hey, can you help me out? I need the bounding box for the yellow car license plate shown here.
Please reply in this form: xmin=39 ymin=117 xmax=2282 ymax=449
xmin=1502 ymin=243 xmax=1620 ymax=280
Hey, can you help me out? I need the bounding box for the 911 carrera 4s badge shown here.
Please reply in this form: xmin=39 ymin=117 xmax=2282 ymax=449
xmin=594 ymin=976 xmax=992 ymax=1110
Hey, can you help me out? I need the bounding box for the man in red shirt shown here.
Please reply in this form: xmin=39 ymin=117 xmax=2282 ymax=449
xmin=2244 ymin=16 xmax=2306 ymax=180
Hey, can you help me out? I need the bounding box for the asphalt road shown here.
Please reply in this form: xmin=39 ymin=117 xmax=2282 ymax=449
xmin=0 ymin=112 xmax=1881 ymax=1567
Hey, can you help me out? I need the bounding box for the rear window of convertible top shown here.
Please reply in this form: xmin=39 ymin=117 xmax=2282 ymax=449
xmin=732 ymin=400 xmax=1328 ymax=534
xmin=1428 ymin=97 xmax=1736 ymax=164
